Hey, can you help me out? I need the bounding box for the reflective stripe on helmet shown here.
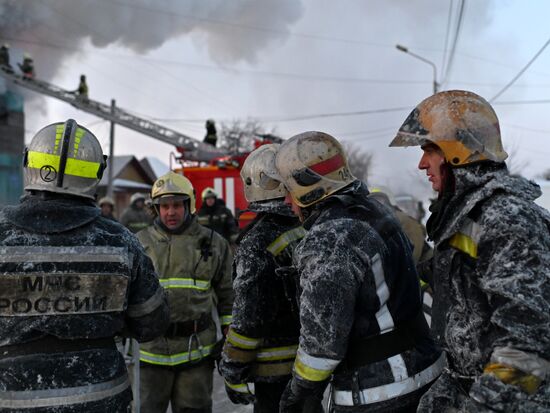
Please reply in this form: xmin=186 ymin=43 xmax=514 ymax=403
xmin=293 ymin=347 xmax=340 ymax=382
xmin=159 ymin=278 xmax=211 ymax=291
xmin=139 ymin=344 xmax=215 ymax=366
xmin=266 ymin=227 xmax=306 ymax=256
xmin=27 ymin=151 xmax=101 ymax=179
xmin=0 ymin=374 xmax=130 ymax=409
xmin=226 ymin=328 xmax=261 ymax=350
xmin=332 ymin=353 xmax=445 ymax=406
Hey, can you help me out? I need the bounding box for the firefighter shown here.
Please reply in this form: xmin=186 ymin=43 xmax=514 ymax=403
xmin=203 ymin=119 xmax=217 ymax=147
xmin=98 ymin=195 xmax=116 ymax=221
xmin=220 ymin=144 xmax=314 ymax=413
xmin=120 ymin=192 xmax=153 ymax=233
xmin=75 ymin=74 xmax=88 ymax=100
xmin=0 ymin=119 xmax=170 ymax=412
xmin=0 ymin=43 xmax=12 ymax=72
xmin=197 ymin=187 xmax=239 ymax=242
xmin=18 ymin=53 xmax=35 ymax=79
xmin=274 ymin=131 xmax=443 ymax=413
xmin=390 ymin=90 xmax=550 ymax=412
xmin=136 ymin=171 xmax=234 ymax=413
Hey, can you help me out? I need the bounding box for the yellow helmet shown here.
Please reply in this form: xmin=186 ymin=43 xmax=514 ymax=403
xmin=23 ymin=119 xmax=106 ymax=200
xmin=201 ymin=187 xmax=217 ymax=200
xmin=274 ymin=131 xmax=355 ymax=207
xmin=390 ymin=90 xmax=508 ymax=166
xmin=151 ymin=171 xmax=196 ymax=213
xmin=240 ymin=144 xmax=286 ymax=203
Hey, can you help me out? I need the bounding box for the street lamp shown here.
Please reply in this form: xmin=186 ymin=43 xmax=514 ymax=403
xmin=395 ymin=44 xmax=439 ymax=94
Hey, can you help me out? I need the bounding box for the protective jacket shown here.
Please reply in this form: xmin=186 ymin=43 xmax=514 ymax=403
xmin=197 ymin=199 xmax=239 ymax=242
xmin=137 ymin=216 xmax=234 ymax=368
xmin=120 ymin=204 xmax=153 ymax=233
xmin=0 ymin=194 xmax=169 ymax=413
xmin=289 ymin=181 xmax=443 ymax=412
xmin=221 ymin=201 xmax=303 ymax=391
xmin=418 ymin=163 xmax=550 ymax=413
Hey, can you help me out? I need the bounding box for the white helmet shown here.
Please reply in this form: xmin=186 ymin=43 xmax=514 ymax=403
xmin=240 ymin=144 xmax=286 ymax=202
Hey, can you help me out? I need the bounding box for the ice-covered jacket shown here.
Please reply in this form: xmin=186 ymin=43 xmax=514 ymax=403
xmin=221 ymin=201 xmax=303 ymax=385
xmin=419 ymin=163 xmax=550 ymax=412
xmin=0 ymin=195 xmax=169 ymax=413
xmin=137 ymin=216 xmax=234 ymax=367
xmin=292 ymin=181 xmax=443 ymax=410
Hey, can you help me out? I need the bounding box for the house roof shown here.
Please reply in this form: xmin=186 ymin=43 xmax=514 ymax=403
xmin=140 ymin=157 xmax=171 ymax=182
xmin=98 ymin=155 xmax=154 ymax=187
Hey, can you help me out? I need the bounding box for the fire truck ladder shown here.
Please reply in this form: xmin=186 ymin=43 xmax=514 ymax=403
xmin=0 ymin=67 xmax=227 ymax=161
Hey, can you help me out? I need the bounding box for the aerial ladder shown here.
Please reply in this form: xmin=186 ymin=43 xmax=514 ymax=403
xmin=0 ymin=66 xmax=227 ymax=162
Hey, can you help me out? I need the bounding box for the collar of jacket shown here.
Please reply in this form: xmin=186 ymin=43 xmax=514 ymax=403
xmin=152 ymin=214 xmax=200 ymax=237
xmin=429 ymin=162 xmax=542 ymax=244
xmin=301 ymin=180 xmax=366 ymax=230
xmin=3 ymin=193 xmax=100 ymax=234
xmin=247 ymin=199 xmax=294 ymax=216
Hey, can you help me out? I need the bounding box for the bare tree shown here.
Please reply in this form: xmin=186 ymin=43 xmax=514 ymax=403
xmin=218 ymin=119 xmax=276 ymax=153
xmin=342 ymin=142 xmax=373 ymax=183
xmin=504 ymin=141 xmax=528 ymax=176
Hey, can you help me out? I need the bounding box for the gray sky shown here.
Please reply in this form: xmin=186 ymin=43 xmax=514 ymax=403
xmin=2 ymin=0 xmax=550 ymax=200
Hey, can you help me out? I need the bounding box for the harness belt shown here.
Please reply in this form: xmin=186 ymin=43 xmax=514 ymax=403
xmin=0 ymin=335 xmax=116 ymax=359
xmin=332 ymin=353 xmax=445 ymax=406
xmin=340 ymin=310 xmax=430 ymax=371
xmin=164 ymin=313 xmax=211 ymax=338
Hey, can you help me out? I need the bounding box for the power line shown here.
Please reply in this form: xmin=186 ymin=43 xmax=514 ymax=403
xmin=442 ymin=0 xmax=466 ymax=85
xmin=441 ymin=0 xmax=454 ymax=78
xmin=490 ymin=36 xmax=550 ymax=102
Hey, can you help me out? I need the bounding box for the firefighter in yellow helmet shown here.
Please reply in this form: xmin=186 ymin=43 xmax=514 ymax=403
xmin=0 ymin=119 xmax=169 ymax=412
xmin=197 ymin=186 xmax=239 ymax=243
xmin=135 ymin=171 xmax=234 ymax=413
xmin=274 ymin=132 xmax=442 ymax=412
xmin=390 ymin=90 xmax=550 ymax=412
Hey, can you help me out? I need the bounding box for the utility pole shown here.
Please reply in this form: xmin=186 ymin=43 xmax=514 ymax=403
xmin=396 ymin=44 xmax=439 ymax=94
xmin=107 ymin=99 xmax=115 ymax=197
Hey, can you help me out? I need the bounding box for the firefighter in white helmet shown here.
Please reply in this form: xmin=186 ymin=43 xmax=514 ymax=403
xmin=274 ymin=131 xmax=443 ymax=412
xmin=0 ymin=119 xmax=169 ymax=412
xmin=135 ymin=171 xmax=234 ymax=413
xmin=390 ymin=90 xmax=550 ymax=412
xmin=219 ymin=144 xmax=317 ymax=412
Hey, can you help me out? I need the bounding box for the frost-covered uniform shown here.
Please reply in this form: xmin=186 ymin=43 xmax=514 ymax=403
xmin=0 ymin=195 xmax=169 ymax=413
xmin=286 ymin=181 xmax=443 ymax=413
xmin=220 ymin=201 xmax=305 ymax=412
xmin=417 ymin=163 xmax=550 ymax=413
xmin=137 ymin=216 xmax=234 ymax=413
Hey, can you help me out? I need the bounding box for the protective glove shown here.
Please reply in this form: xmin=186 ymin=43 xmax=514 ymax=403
xmin=225 ymin=380 xmax=255 ymax=405
xmin=483 ymin=363 xmax=541 ymax=395
xmin=279 ymin=377 xmax=327 ymax=413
